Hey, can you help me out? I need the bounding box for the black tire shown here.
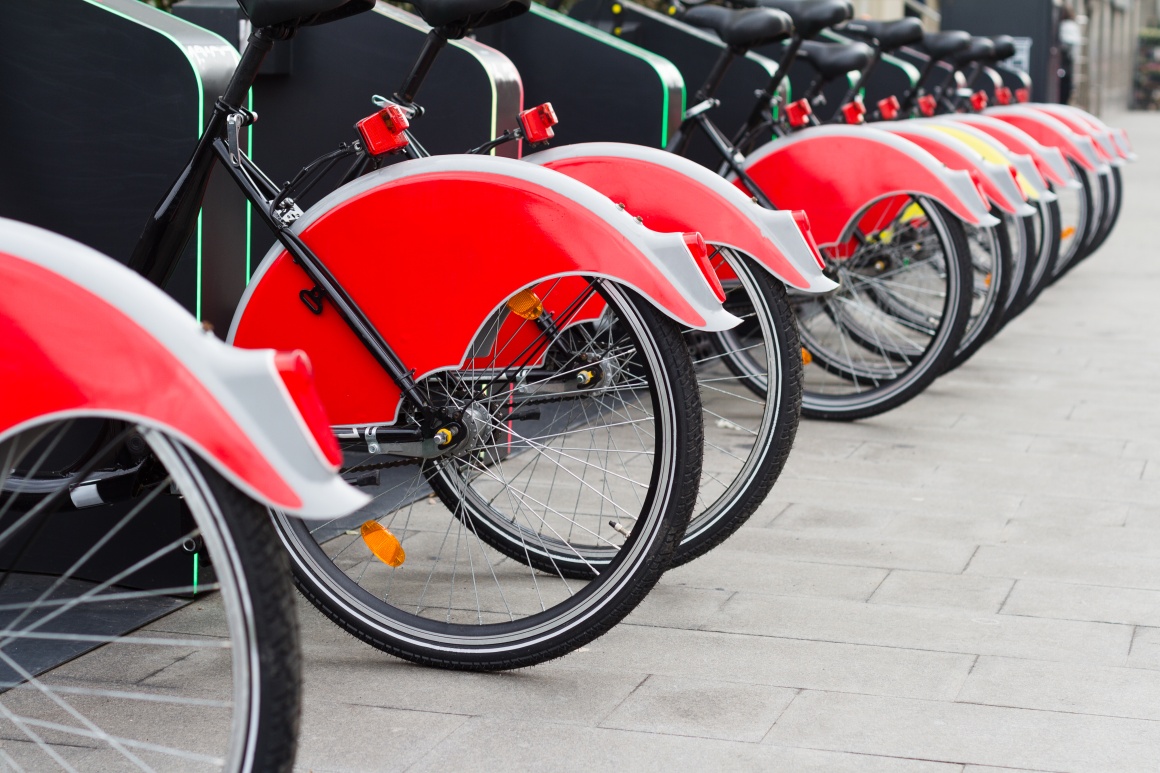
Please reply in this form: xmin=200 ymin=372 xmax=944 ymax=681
xmin=1018 ymin=197 xmax=1062 ymax=310
xmin=275 ymin=279 xmax=702 ymax=670
xmin=795 ymin=196 xmax=973 ymax=420
xmin=0 ymin=419 xmax=300 ymax=772
xmin=670 ymin=250 xmax=802 ymax=567
xmin=1050 ymin=159 xmax=1098 ymax=280
xmin=946 ymin=217 xmax=1015 ymax=371
xmin=1067 ymin=164 xmax=1122 ymax=269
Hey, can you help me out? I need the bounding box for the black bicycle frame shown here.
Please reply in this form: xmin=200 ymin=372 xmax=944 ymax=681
xmin=662 ymin=44 xmax=783 ymax=210
xmin=128 ymin=26 xmax=437 ymax=428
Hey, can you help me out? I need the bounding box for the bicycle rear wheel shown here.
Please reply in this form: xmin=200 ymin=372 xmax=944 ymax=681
xmin=276 ymin=278 xmax=702 ymax=670
xmin=0 ymin=418 xmax=299 ymax=772
xmin=1019 ymin=197 xmax=1062 ymax=310
xmin=794 ymin=194 xmax=972 ymax=420
xmin=671 ymin=248 xmax=801 ymax=566
xmin=945 ymin=218 xmax=1014 ymax=371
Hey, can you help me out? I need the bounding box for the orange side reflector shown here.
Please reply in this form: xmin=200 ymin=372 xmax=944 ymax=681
xmin=1061 ymin=226 xmax=1076 ymax=239
xmin=507 ymin=289 xmax=544 ymax=320
xmin=361 ymin=521 xmax=406 ymax=567
xmin=801 ymin=348 xmax=813 ymax=366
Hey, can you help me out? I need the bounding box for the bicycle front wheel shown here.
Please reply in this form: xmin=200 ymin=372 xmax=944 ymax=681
xmin=0 ymin=418 xmax=299 ymax=772
xmin=276 ymin=278 xmax=702 ymax=671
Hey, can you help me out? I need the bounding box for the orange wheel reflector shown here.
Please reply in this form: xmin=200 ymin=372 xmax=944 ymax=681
xmin=507 ymin=289 xmax=544 ymax=320
xmin=801 ymin=348 xmax=813 ymax=366
xmin=984 ymin=273 xmax=993 ymax=287
xmin=1061 ymin=226 xmax=1076 ymax=239
xmin=361 ymin=521 xmax=406 ymax=567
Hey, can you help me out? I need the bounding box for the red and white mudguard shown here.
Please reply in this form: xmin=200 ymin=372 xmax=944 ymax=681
xmin=523 ymin=142 xmax=836 ymax=293
xmin=735 ymin=125 xmax=997 ymax=248
xmin=229 ymin=155 xmax=738 ymax=427
xmin=0 ymin=218 xmax=366 ymax=519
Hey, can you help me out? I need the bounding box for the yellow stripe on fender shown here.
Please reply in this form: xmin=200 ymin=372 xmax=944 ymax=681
xmin=931 ymin=125 xmax=1038 ymax=201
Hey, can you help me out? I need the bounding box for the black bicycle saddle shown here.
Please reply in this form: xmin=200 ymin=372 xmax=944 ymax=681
xmin=747 ymin=0 xmax=853 ymax=39
xmin=920 ymin=30 xmax=972 ymax=62
xmin=236 ymin=0 xmax=373 ymax=28
xmin=683 ymin=5 xmax=795 ymax=49
xmin=409 ymin=0 xmax=530 ymax=33
xmin=840 ymin=17 xmax=923 ymax=52
xmin=951 ymin=36 xmax=996 ymax=67
xmin=797 ymin=39 xmax=873 ymax=80
xmin=988 ymin=34 xmax=1018 ymax=62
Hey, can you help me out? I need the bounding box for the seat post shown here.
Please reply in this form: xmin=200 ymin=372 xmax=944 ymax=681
xmin=840 ymin=48 xmax=880 ymax=107
xmin=397 ymin=30 xmax=449 ymax=106
xmin=694 ymin=46 xmax=741 ymax=103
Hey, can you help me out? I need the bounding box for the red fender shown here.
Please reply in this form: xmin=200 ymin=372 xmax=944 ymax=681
xmin=229 ymin=156 xmax=734 ymax=427
xmin=523 ymin=143 xmax=835 ymax=293
xmin=0 ymin=250 xmax=302 ymax=510
xmin=876 ymin=124 xmax=1030 ymax=216
xmin=942 ymin=114 xmax=1076 ymax=188
xmin=1025 ymin=104 xmax=1123 ymax=163
xmin=738 ymin=126 xmax=996 ymax=247
xmin=984 ymin=107 xmax=1105 ymax=173
xmin=0 ymin=219 xmax=367 ymax=519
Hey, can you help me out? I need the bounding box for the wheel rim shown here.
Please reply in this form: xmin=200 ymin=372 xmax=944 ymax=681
xmin=0 ymin=419 xmax=258 ymax=771
xmin=275 ymin=278 xmax=682 ymax=652
xmin=684 ymin=248 xmax=783 ymax=544
xmin=795 ymin=194 xmax=962 ymax=411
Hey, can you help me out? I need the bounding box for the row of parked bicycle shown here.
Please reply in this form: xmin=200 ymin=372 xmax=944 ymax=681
xmin=0 ymin=0 xmax=1130 ymax=769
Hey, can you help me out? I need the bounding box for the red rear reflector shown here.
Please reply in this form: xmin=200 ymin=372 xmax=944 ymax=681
xmin=792 ymin=210 xmax=827 ymax=270
xmin=840 ymin=97 xmax=867 ymax=125
xmin=970 ymin=90 xmax=989 ymax=112
xmin=274 ymin=350 xmax=343 ymax=469
xmin=786 ymin=98 xmax=813 ymax=128
xmin=682 ymin=232 xmax=726 ymax=303
xmin=519 ymin=102 xmax=559 ymax=143
xmin=995 ymin=86 xmax=1013 ymax=105
xmin=355 ymin=104 xmax=410 ymax=156
xmin=877 ymin=95 xmax=900 ymax=120
xmin=918 ymin=94 xmax=937 ymax=117
xmin=1016 ymin=88 xmax=1031 ymax=103
xmin=968 ymin=170 xmax=990 ymax=207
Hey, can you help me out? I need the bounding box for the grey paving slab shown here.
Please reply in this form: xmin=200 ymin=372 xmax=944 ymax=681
xmin=766 ymin=690 xmax=1160 ymax=772
xmin=966 ymin=544 xmax=1160 ymax=590
xmin=705 ymin=593 xmax=1132 ymax=664
xmin=870 ymin=571 xmax=1014 ymax=613
xmin=770 ymin=504 xmax=1009 ymax=543
xmin=996 ymin=521 xmax=1160 ymax=557
xmin=1125 ymin=501 xmax=1160 ymax=529
xmin=567 ymin=624 xmax=976 ymax=701
xmin=661 ymin=547 xmax=888 ymax=601
xmin=284 ymin=110 xmax=1160 ymax=773
xmin=407 ymin=716 xmax=965 ymax=772
xmin=686 ymin=526 xmax=979 ymax=573
xmin=957 ymin=656 xmax=1160 ymax=721
xmin=597 ymin=674 xmax=797 ymax=741
xmin=1003 ymin=580 xmax=1160 ymax=627
xmin=294 ymin=700 xmax=468 ymax=773
xmin=1013 ymin=494 xmax=1130 ymax=528
xmin=1128 ymin=627 xmax=1160 ymax=671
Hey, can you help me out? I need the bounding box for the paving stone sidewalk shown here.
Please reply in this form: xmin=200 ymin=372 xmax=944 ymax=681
xmin=294 ymin=109 xmax=1160 ymax=773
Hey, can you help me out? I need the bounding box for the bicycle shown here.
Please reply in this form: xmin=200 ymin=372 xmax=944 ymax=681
xmin=0 ymin=215 xmax=366 ymax=771
xmin=127 ymin=0 xmax=743 ymax=670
